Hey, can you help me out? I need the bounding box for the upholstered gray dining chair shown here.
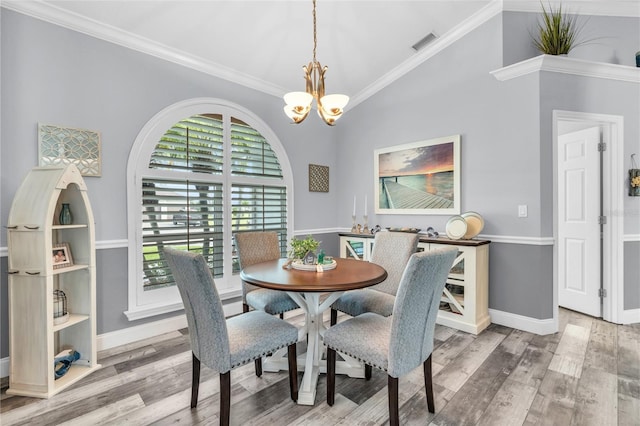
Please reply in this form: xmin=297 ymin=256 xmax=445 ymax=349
xmin=324 ymin=248 xmax=457 ymax=426
xmin=163 ymin=248 xmax=299 ymax=426
xmin=330 ymin=231 xmax=419 ymax=326
xmin=235 ymin=231 xmax=299 ymax=317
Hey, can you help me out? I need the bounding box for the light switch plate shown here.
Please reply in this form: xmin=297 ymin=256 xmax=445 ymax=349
xmin=518 ymin=205 xmax=528 ymax=218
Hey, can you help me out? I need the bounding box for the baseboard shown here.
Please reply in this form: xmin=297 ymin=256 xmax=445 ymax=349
xmin=489 ymin=308 xmax=557 ymax=335
xmin=96 ymin=314 xmax=188 ymax=352
xmin=621 ymin=308 xmax=640 ymax=324
xmin=98 ymin=301 xmax=243 ymax=351
xmin=1 ymin=301 xmax=243 ymax=379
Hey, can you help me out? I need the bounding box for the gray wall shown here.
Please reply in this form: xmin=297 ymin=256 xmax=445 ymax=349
xmin=0 ymin=9 xmax=341 ymax=358
xmin=624 ymin=242 xmax=640 ymax=311
xmin=334 ymin=10 xmax=639 ymax=320
xmin=2 ymin=8 xmax=639 ymax=359
xmin=503 ymin=11 xmax=640 ymax=67
xmin=336 ymin=13 xmax=546 ymax=237
xmin=0 ymin=9 xmax=341 ymax=248
xmin=336 ymin=13 xmax=555 ymax=320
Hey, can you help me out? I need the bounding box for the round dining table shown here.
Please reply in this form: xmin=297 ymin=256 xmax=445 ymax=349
xmin=240 ymin=257 xmax=387 ymax=405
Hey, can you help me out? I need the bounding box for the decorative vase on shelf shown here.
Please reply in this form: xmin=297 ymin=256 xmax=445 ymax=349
xmin=59 ymin=203 xmax=73 ymax=225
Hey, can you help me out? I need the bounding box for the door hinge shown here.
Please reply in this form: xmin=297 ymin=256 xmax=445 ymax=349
xmin=598 ymin=216 xmax=607 ymax=225
xmin=598 ymin=142 xmax=607 ymax=152
xmin=599 ymin=288 xmax=607 ymax=298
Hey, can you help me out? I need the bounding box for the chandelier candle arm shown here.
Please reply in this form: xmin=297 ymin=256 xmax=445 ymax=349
xmin=283 ymin=0 xmax=349 ymax=126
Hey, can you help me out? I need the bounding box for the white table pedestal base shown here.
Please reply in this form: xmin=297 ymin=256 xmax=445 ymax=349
xmin=261 ymin=291 xmax=365 ymax=406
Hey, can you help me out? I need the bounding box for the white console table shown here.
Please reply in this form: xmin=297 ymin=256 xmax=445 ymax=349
xmin=339 ymin=232 xmax=491 ymax=334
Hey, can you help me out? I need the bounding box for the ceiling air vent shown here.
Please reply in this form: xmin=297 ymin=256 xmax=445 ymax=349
xmin=411 ymin=32 xmax=438 ymax=52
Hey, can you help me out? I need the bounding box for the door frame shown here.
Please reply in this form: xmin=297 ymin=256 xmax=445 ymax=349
xmin=553 ymin=110 xmax=624 ymax=325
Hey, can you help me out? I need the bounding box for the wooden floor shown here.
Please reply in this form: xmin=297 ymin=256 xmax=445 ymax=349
xmin=1 ymin=308 xmax=639 ymax=425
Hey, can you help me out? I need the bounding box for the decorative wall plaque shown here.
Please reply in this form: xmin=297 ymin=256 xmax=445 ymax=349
xmin=38 ymin=123 xmax=102 ymax=176
xmin=308 ymin=164 xmax=329 ymax=192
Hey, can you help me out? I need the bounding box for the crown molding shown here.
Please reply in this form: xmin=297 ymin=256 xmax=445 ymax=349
xmin=503 ymin=0 xmax=640 ymax=17
xmin=491 ymin=54 xmax=640 ymax=83
xmin=2 ymin=0 xmax=505 ymax=106
xmin=1 ymin=0 xmax=286 ymax=98
xmin=3 ymin=0 xmax=638 ymax=107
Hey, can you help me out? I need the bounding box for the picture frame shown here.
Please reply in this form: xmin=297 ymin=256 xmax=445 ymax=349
xmin=374 ymin=134 xmax=460 ymax=215
xmin=52 ymin=243 xmax=74 ymax=269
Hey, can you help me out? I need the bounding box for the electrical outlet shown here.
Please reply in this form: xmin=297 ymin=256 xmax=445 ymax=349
xmin=518 ymin=205 xmax=528 ymax=218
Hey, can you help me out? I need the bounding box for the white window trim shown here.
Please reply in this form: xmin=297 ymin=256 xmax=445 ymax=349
xmin=125 ymin=98 xmax=294 ymax=321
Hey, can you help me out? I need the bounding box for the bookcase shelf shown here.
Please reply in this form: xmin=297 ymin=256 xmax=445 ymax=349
xmin=6 ymin=165 xmax=100 ymax=398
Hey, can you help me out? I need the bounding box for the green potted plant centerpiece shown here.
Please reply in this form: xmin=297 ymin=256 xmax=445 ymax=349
xmin=288 ymin=235 xmax=321 ymax=264
xmin=531 ymin=2 xmax=589 ymax=55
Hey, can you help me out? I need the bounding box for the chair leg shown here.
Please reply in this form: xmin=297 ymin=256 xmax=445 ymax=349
xmin=388 ymin=375 xmax=399 ymax=426
xmin=365 ymin=364 xmax=372 ymax=380
xmin=191 ymin=353 xmax=201 ymax=408
xmin=255 ymin=357 xmax=263 ymax=377
xmin=220 ymin=371 xmax=231 ymax=426
xmin=243 ymin=303 xmax=250 ymax=313
xmin=280 ymin=312 xmax=285 ymax=319
xmin=327 ymin=348 xmax=336 ymax=406
xmin=287 ymin=343 xmax=298 ymax=401
xmin=330 ymin=308 xmax=338 ymax=326
xmin=423 ymin=354 xmax=435 ymax=413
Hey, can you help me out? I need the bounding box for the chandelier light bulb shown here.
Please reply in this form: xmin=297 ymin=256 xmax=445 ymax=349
xmin=320 ymin=94 xmax=349 ymax=115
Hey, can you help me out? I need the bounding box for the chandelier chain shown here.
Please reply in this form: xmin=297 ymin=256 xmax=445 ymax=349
xmin=312 ymin=0 xmax=317 ymax=63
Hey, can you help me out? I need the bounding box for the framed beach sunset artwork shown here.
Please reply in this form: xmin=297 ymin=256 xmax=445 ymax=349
xmin=374 ymin=135 xmax=460 ymax=215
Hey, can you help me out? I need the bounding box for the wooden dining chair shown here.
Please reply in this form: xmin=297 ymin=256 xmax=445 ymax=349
xmin=163 ymin=248 xmax=299 ymax=426
xmin=330 ymin=231 xmax=419 ymax=326
xmin=324 ymin=248 xmax=457 ymax=426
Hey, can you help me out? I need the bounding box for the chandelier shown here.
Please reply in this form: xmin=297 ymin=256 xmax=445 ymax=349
xmin=283 ymin=0 xmax=349 ymax=126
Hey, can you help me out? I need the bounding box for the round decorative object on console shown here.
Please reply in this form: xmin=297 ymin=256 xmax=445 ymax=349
xmin=461 ymin=211 xmax=484 ymax=239
xmin=445 ymin=215 xmax=467 ymax=240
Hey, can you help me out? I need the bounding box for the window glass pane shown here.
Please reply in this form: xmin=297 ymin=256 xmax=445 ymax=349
xmin=137 ymin=107 xmax=289 ymax=306
xmin=231 ymin=118 xmax=282 ymax=178
xmin=231 ymin=184 xmax=287 ymax=272
xmin=149 ymin=114 xmax=224 ymax=174
xmin=142 ymin=178 xmax=224 ymax=290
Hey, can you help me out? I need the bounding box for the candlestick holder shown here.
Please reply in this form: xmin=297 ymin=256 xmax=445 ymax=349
xmin=351 ymin=215 xmax=357 ymax=233
xmin=362 ymin=215 xmax=369 ymax=234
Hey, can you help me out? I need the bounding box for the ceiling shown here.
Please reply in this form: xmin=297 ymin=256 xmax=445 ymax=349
xmin=4 ymin=1 xmax=637 ymax=108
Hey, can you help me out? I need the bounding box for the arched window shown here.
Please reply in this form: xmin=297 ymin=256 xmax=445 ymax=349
xmin=126 ymin=98 xmax=293 ymax=320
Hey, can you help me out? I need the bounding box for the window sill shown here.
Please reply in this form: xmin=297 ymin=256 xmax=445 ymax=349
xmin=124 ymin=287 xmax=242 ymax=321
xmin=490 ymin=54 xmax=640 ymax=83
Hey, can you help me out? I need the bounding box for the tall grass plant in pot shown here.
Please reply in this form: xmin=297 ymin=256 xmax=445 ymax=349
xmin=532 ymin=2 xmax=588 ymax=55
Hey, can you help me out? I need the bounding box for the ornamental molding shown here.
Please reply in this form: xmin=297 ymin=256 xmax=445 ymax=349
xmin=491 ymin=54 xmax=640 ymax=83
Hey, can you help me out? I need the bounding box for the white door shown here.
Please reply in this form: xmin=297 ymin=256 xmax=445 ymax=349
xmin=558 ymin=127 xmax=601 ymax=317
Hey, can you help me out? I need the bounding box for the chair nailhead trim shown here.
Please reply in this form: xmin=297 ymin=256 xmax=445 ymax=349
xmin=325 ymin=344 xmax=388 ymax=373
xmin=230 ymin=339 xmax=298 ymax=369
